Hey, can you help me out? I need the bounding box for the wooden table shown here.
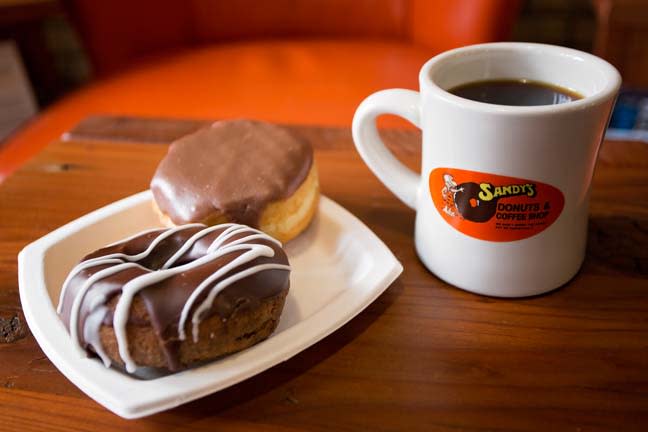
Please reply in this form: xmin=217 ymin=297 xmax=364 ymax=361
xmin=1 ymin=116 xmax=647 ymax=431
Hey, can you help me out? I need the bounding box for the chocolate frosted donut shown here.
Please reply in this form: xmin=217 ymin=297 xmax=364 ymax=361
xmin=57 ymin=223 xmax=290 ymax=377
xmin=454 ymin=182 xmax=499 ymax=223
xmin=151 ymin=119 xmax=319 ymax=243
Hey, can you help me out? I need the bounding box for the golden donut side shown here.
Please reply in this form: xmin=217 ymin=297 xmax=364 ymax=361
xmin=153 ymin=162 xmax=320 ymax=243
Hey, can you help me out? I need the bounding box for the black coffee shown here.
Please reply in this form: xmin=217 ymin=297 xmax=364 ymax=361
xmin=448 ymin=79 xmax=582 ymax=106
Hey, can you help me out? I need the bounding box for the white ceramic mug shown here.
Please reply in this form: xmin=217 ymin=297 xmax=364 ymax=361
xmin=352 ymin=42 xmax=621 ymax=297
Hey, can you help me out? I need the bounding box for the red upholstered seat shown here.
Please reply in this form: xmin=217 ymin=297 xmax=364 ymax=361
xmin=0 ymin=0 xmax=518 ymax=180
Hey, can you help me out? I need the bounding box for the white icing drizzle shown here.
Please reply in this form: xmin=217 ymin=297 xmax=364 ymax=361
xmin=68 ymin=262 xmax=144 ymax=356
xmin=79 ymin=267 xmax=143 ymax=368
xmin=206 ymin=224 xmax=281 ymax=252
xmin=83 ymin=305 xmax=111 ymax=367
xmin=57 ymin=258 xmax=122 ymax=314
xmin=176 ymin=244 xmax=282 ymax=342
xmin=161 ymin=224 xmax=232 ymax=269
xmin=57 ymin=223 xmax=204 ymax=314
xmin=60 ymin=223 xmax=290 ymax=373
xmin=190 ymin=262 xmax=290 ymax=342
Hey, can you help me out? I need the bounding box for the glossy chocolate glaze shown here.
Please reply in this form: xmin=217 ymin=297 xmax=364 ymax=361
xmin=150 ymin=119 xmax=313 ymax=226
xmin=58 ymin=224 xmax=290 ymax=373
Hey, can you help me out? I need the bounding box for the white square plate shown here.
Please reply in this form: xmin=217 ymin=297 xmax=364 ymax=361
xmin=18 ymin=191 xmax=402 ymax=419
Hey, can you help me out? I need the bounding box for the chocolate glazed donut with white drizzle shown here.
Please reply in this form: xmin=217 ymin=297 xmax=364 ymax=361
xmin=57 ymin=224 xmax=290 ymax=378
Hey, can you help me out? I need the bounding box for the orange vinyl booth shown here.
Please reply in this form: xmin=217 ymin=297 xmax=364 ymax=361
xmin=0 ymin=0 xmax=519 ymax=180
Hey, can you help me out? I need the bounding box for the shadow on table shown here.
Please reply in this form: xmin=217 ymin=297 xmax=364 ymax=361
xmin=147 ymin=216 xmax=648 ymax=419
xmin=584 ymin=215 xmax=648 ymax=278
xmin=163 ymin=277 xmax=404 ymax=418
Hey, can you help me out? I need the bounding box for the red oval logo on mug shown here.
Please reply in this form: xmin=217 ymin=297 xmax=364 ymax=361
xmin=429 ymin=168 xmax=565 ymax=242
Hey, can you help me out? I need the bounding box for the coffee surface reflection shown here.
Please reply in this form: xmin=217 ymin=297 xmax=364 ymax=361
xmin=449 ymin=79 xmax=583 ymax=106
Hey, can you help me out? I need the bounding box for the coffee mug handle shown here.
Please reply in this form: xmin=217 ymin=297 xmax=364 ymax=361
xmin=352 ymin=89 xmax=421 ymax=210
